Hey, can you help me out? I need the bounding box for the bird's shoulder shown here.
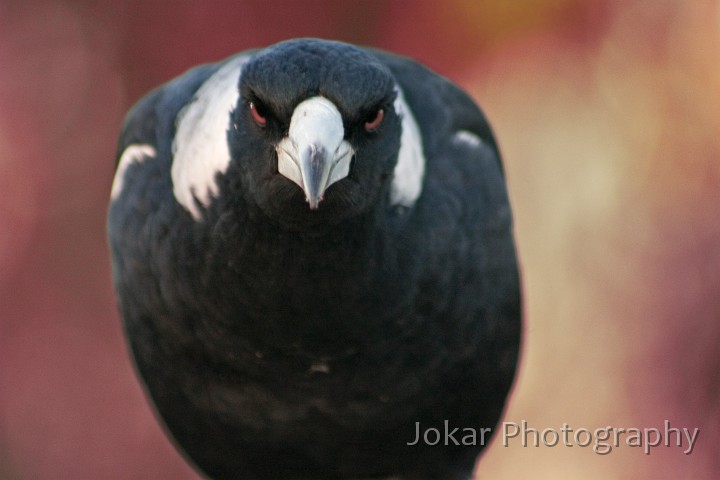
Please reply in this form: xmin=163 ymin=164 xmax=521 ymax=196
xmin=111 ymin=53 xmax=261 ymax=225
xmin=368 ymin=49 xmax=509 ymax=234
xmin=117 ymin=61 xmax=228 ymax=158
xmin=109 ymin=61 xmax=229 ymax=260
xmin=368 ymin=49 xmax=499 ymax=156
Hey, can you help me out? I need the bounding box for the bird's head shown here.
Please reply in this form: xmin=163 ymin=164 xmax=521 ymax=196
xmin=228 ymin=39 xmax=401 ymax=227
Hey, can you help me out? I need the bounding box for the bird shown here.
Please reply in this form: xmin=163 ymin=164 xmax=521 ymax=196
xmin=108 ymin=38 xmax=521 ymax=480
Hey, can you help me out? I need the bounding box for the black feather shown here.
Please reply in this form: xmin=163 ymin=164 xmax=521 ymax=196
xmin=108 ymin=38 xmax=521 ymax=480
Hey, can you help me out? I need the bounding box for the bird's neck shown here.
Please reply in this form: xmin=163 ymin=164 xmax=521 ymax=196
xmin=197 ymin=206 xmax=402 ymax=356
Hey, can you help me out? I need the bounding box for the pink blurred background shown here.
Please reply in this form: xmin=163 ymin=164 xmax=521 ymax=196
xmin=1 ymin=1 xmax=718 ymax=478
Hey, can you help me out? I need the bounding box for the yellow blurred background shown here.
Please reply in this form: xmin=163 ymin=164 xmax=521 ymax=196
xmin=1 ymin=1 xmax=718 ymax=479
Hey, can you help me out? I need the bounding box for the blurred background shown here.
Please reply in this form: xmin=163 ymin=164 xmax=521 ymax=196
xmin=1 ymin=0 xmax=718 ymax=478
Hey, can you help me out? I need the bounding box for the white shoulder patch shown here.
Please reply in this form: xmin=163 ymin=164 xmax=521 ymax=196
xmin=391 ymin=86 xmax=426 ymax=207
xmin=171 ymin=54 xmax=250 ymax=220
xmin=453 ymin=129 xmax=483 ymax=148
xmin=111 ymin=144 xmax=156 ymax=200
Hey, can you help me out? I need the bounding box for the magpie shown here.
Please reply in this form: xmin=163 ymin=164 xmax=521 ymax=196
xmin=108 ymin=38 xmax=521 ymax=480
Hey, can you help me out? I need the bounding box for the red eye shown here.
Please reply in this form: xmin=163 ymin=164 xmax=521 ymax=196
xmin=249 ymin=101 xmax=267 ymax=127
xmin=364 ymin=108 xmax=384 ymax=132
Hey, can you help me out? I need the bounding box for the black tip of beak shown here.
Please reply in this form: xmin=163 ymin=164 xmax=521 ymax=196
xmin=307 ymin=195 xmax=324 ymax=210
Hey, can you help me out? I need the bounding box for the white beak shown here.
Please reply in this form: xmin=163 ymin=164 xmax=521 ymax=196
xmin=276 ymin=96 xmax=354 ymax=209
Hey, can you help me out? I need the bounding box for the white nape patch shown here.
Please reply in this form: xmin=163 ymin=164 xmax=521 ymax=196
xmin=454 ymin=129 xmax=483 ymax=148
xmin=391 ymin=86 xmax=426 ymax=207
xmin=111 ymin=144 xmax=156 ymax=200
xmin=172 ymin=55 xmax=250 ymax=220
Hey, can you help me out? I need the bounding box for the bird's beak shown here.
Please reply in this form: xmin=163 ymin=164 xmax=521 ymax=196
xmin=296 ymin=144 xmax=336 ymax=209
xmin=276 ymin=97 xmax=354 ymax=209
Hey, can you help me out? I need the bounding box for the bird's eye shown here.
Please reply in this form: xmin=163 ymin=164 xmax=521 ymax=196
xmin=249 ymin=101 xmax=267 ymax=127
xmin=364 ymin=108 xmax=384 ymax=132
